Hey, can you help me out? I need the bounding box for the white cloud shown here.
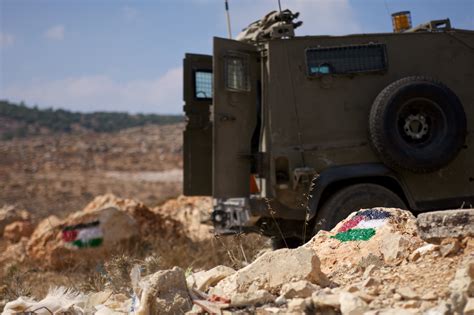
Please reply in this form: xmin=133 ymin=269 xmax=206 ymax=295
xmin=230 ymin=0 xmax=361 ymax=37
xmin=44 ymin=25 xmax=65 ymax=41
xmin=0 ymin=67 xmax=183 ymax=114
xmin=122 ymin=6 xmax=139 ymax=22
xmin=0 ymin=32 xmax=15 ymax=48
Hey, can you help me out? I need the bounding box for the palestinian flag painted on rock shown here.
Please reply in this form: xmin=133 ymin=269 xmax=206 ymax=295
xmin=331 ymin=209 xmax=391 ymax=242
xmin=62 ymin=221 xmax=103 ymax=248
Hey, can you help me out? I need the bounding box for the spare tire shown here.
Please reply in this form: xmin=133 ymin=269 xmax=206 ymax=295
xmin=369 ymin=76 xmax=466 ymax=173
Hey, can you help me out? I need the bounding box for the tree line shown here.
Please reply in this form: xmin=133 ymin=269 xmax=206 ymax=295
xmin=0 ymin=100 xmax=184 ymax=140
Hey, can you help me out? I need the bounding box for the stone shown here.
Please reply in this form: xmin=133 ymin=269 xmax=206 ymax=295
xmin=280 ymin=280 xmax=320 ymax=299
xmin=401 ymin=300 xmax=420 ymax=308
xmin=464 ymin=298 xmax=474 ymax=315
xmin=211 ymin=247 xmax=328 ymax=297
xmin=417 ymin=209 xmax=474 ymax=242
xmin=339 ymin=292 xmax=368 ymax=315
xmin=380 ymin=234 xmax=410 ymax=262
xmin=356 ymin=292 xmax=376 ymax=303
xmin=230 ymin=290 xmax=275 ymax=307
xmin=421 ymin=292 xmax=438 ymax=301
xmin=286 ymin=298 xmax=307 ymax=313
xmin=439 ymin=238 xmax=461 ymax=257
xmin=27 ymin=207 xmax=140 ymax=269
xmin=134 ymin=267 xmax=192 ymax=315
xmin=361 ymin=277 xmax=379 ymax=288
xmin=274 ymin=295 xmax=287 ymax=306
xmin=3 ymin=221 xmax=34 ymax=243
xmin=424 ymin=301 xmax=452 ymax=315
xmin=397 ymin=287 xmax=419 ymax=300
xmin=449 ymin=258 xmax=474 ymax=313
xmin=409 ymin=244 xmax=439 ymax=261
xmin=0 ymin=205 xmax=30 ymax=235
xmin=187 ymin=265 xmax=236 ymax=292
xmin=363 ymin=265 xmax=378 ymax=279
xmin=311 ymin=292 xmax=341 ymax=309
xmin=346 ymin=285 xmax=359 ymax=293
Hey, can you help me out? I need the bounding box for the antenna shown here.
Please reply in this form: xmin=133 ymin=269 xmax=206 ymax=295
xmin=277 ymin=0 xmax=282 ymax=14
xmin=225 ymin=0 xmax=232 ymax=39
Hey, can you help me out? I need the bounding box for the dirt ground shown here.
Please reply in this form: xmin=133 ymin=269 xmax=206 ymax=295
xmin=0 ymin=124 xmax=184 ymax=219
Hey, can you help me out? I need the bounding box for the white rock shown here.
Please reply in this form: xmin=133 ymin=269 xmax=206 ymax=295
xmin=187 ymin=265 xmax=235 ymax=292
xmin=380 ymin=234 xmax=410 ymax=262
xmin=286 ymin=298 xmax=307 ymax=313
xmin=275 ymin=295 xmax=287 ymax=306
xmin=135 ymin=267 xmax=192 ymax=315
xmin=339 ymin=292 xmax=368 ymax=315
xmin=212 ymin=247 xmax=328 ymax=297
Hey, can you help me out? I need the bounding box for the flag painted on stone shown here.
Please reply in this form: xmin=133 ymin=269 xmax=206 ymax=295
xmin=62 ymin=221 xmax=103 ymax=248
xmin=331 ymin=209 xmax=391 ymax=242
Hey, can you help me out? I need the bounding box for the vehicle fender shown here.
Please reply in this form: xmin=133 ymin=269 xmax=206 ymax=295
xmin=307 ymin=163 xmax=415 ymax=220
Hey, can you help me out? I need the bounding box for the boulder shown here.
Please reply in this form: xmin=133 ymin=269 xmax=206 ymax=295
xmin=134 ymin=267 xmax=192 ymax=315
xmin=27 ymin=207 xmax=139 ymax=269
xmin=3 ymin=221 xmax=34 ymax=243
xmin=211 ymin=247 xmax=328 ymax=297
xmin=187 ymin=265 xmax=235 ymax=292
xmin=0 ymin=205 xmax=30 ymax=235
xmin=24 ymin=194 xmax=187 ymax=270
xmin=82 ymin=194 xmax=184 ymax=238
xmin=417 ymin=209 xmax=474 ymax=242
xmin=305 ymin=208 xmax=422 ymax=274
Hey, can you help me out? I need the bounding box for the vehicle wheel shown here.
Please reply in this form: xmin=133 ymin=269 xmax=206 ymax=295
xmin=271 ymin=236 xmax=303 ymax=250
xmin=314 ymin=183 xmax=407 ymax=233
xmin=369 ymin=76 xmax=466 ymax=173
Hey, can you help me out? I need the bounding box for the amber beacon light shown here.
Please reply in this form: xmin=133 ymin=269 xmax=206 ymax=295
xmin=392 ymin=11 xmax=412 ymax=32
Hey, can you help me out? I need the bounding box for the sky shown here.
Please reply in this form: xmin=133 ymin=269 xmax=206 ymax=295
xmin=1 ymin=0 xmax=473 ymax=114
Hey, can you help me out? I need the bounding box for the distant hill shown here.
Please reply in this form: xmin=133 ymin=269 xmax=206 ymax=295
xmin=0 ymin=100 xmax=184 ymax=140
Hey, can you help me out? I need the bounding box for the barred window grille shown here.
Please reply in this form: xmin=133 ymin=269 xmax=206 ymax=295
xmin=307 ymin=44 xmax=387 ymax=76
xmin=195 ymin=71 xmax=213 ymax=99
xmin=225 ymin=54 xmax=250 ymax=92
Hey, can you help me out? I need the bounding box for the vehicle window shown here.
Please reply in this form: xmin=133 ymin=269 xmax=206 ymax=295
xmin=225 ymin=54 xmax=250 ymax=92
xmin=306 ymin=44 xmax=387 ymax=76
xmin=195 ymin=71 xmax=212 ymax=100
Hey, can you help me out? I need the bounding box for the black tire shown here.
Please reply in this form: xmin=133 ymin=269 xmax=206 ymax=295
xmin=369 ymin=76 xmax=466 ymax=173
xmin=314 ymin=183 xmax=407 ymax=233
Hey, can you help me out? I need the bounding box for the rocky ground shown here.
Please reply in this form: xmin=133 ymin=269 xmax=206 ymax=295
xmin=0 ymin=124 xmax=184 ymax=219
xmin=1 ymin=124 xmax=473 ymax=314
xmin=0 ymin=194 xmax=473 ymax=314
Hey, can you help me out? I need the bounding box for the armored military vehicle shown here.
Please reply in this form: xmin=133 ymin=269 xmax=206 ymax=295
xmin=183 ymin=10 xmax=474 ymax=247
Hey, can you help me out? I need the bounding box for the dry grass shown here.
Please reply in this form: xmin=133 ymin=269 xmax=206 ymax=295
xmin=0 ymin=233 xmax=269 ymax=306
